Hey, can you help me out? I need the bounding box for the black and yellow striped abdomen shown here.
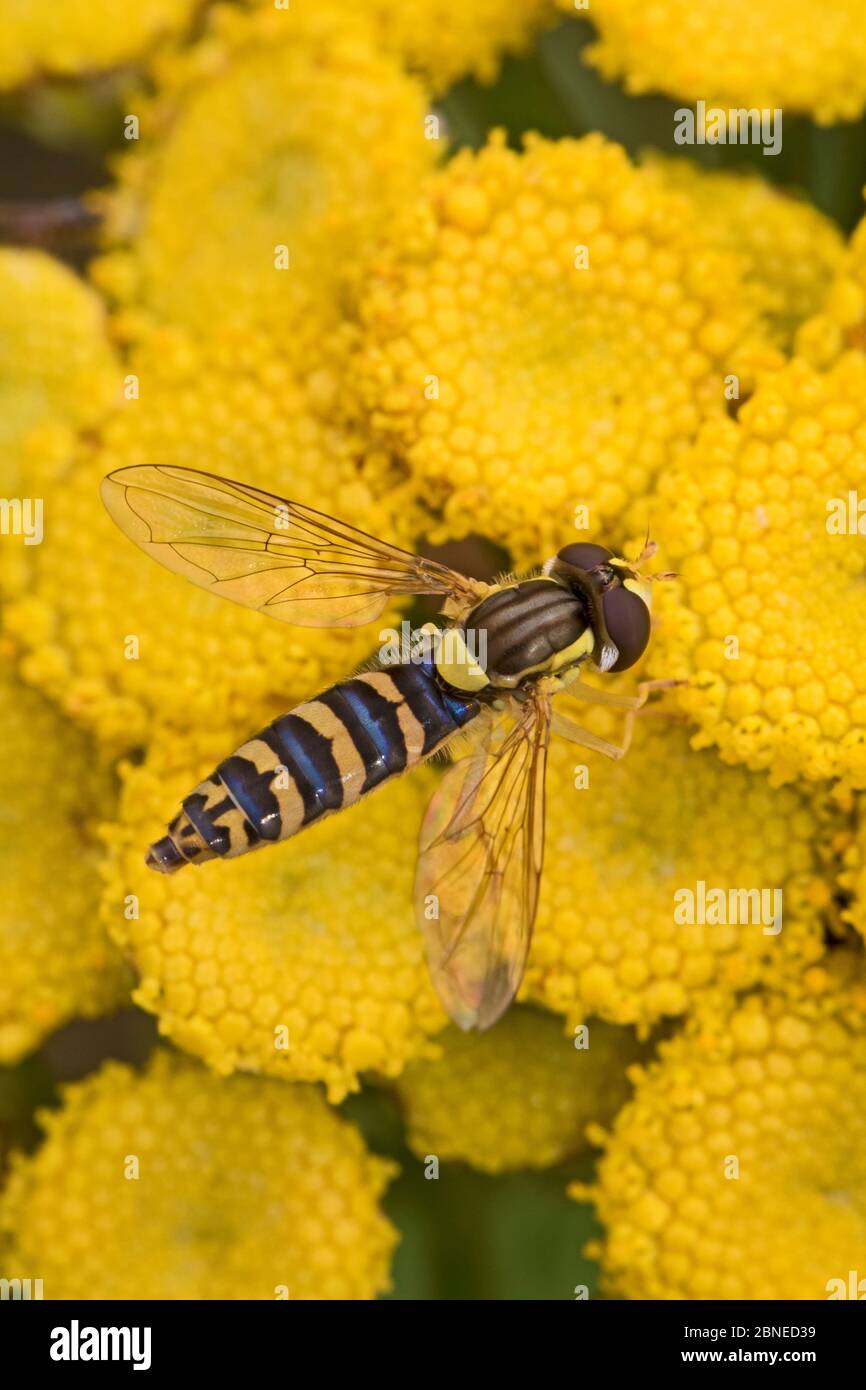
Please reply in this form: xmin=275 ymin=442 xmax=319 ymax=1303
xmin=146 ymin=662 xmax=480 ymax=873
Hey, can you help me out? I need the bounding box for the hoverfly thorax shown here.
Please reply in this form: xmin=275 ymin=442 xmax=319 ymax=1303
xmin=545 ymin=541 xmax=653 ymax=674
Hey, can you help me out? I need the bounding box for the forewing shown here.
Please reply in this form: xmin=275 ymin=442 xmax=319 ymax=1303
xmin=415 ymin=690 xmax=550 ymax=1030
xmin=100 ymin=465 xmax=486 ymax=627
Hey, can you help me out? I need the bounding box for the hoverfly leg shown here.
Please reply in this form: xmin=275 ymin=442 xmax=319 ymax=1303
xmin=566 ymin=676 xmax=686 ymax=711
xmin=552 ymin=678 xmax=687 ymax=760
xmin=550 ymin=711 xmax=629 ymax=761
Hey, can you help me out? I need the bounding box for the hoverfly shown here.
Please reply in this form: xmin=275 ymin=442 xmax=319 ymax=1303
xmin=101 ymin=466 xmax=676 ymax=1030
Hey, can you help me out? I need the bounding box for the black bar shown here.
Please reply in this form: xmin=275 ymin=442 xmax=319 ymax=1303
xmin=0 ymin=1297 xmax=859 ymax=1373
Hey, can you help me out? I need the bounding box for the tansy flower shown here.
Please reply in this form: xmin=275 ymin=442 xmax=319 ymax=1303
xmin=0 ymin=0 xmax=199 ymax=87
xmin=101 ymin=730 xmax=446 ymax=1102
xmin=356 ymin=131 xmax=780 ymax=561
xmin=0 ymin=663 xmax=129 ymax=1062
xmin=567 ymin=0 xmax=866 ymax=125
xmin=3 ymin=321 xmax=413 ymax=752
xmin=394 ymin=1007 xmax=646 ymax=1173
xmin=643 ymin=353 xmax=866 ymax=789
xmin=574 ymin=951 xmax=866 ymax=1299
xmin=0 ymin=1051 xmax=398 ymax=1299
xmin=643 ymin=156 xmax=845 ymax=350
xmin=0 ymin=248 xmax=117 ymax=498
xmin=92 ymin=1 xmax=438 ymax=352
xmin=525 ymin=707 xmax=832 ymax=1030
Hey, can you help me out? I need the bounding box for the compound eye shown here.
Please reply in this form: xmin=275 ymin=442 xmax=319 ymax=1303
xmin=556 ymin=542 xmax=612 ymax=571
xmin=602 ymin=584 xmax=651 ymax=672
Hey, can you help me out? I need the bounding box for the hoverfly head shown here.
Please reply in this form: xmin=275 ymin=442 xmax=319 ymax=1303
xmin=545 ymin=539 xmax=673 ymax=673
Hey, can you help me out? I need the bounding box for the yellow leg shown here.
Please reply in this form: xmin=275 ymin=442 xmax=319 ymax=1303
xmin=565 ymin=677 xmax=685 ymax=712
xmin=551 ymin=679 xmax=686 ymax=760
xmin=550 ymin=711 xmax=628 ymax=760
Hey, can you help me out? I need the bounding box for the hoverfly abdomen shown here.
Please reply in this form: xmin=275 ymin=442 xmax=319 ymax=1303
xmin=145 ymin=662 xmax=481 ymax=873
xmin=467 ymin=579 xmax=591 ymax=687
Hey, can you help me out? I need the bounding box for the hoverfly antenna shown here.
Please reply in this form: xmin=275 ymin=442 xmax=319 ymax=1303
xmin=630 ymin=534 xmax=678 ymax=584
xmin=630 ymin=531 xmax=656 ymax=569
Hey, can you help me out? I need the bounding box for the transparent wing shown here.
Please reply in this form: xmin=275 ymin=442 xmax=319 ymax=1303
xmin=415 ymin=689 xmax=551 ymax=1031
xmin=100 ymin=465 xmax=487 ymax=628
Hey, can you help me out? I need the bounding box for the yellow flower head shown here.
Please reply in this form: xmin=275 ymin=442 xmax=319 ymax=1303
xmin=571 ymin=0 xmax=866 ymax=124
xmin=3 ymin=321 xmax=412 ymax=751
xmin=0 ymin=249 xmax=117 ymax=497
xmin=395 ymin=1008 xmax=645 ymax=1173
xmin=526 ymin=707 xmax=832 ymax=1029
xmin=102 ymin=731 xmax=446 ymax=1102
xmin=0 ymin=0 xmax=198 ymax=87
xmin=644 ymin=156 xmax=845 ymax=350
xmin=356 ymin=131 xmax=779 ymax=560
xmin=93 ymin=2 xmax=437 ymax=352
xmin=0 ymin=1051 xmax=397 ymax=1298
xmin=644 ymin=353 xmax=866 ymax=788
xmin=575 ymin=951 xmax=866 ymax=1299
xmin=0 ymin=664 xmax=129 ymax=1062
